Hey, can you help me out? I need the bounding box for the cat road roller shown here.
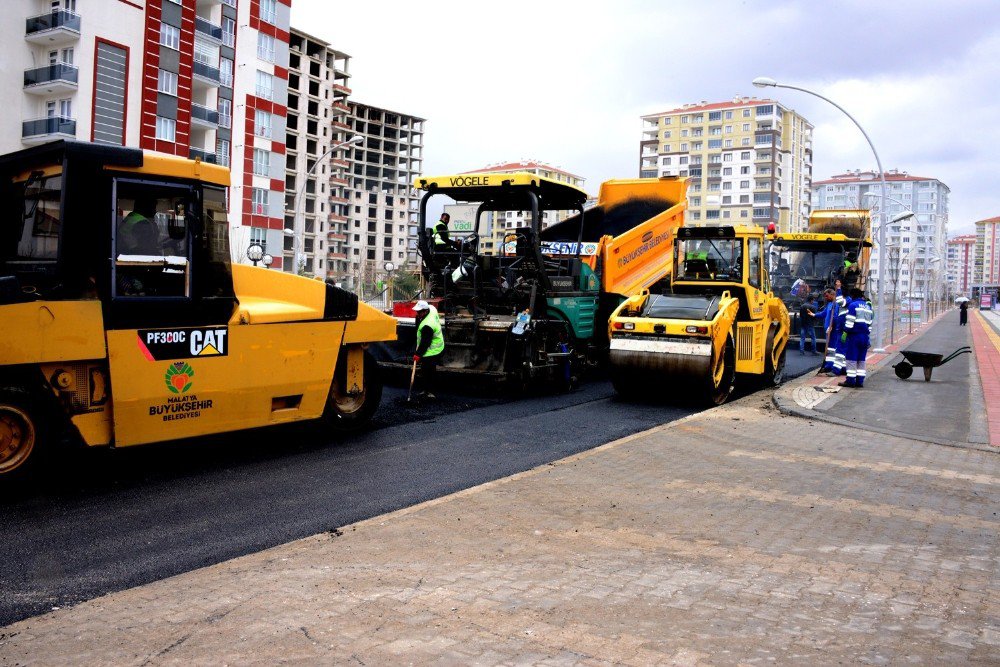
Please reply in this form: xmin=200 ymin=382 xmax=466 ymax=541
xmin=608 ymin=225 xmax=790 ymax=405
xmin=0 ymin=141 xmax=396 ymax=481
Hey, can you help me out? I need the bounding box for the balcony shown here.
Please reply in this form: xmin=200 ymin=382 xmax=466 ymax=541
xmin=191 ymin=103 xmax=220 ymax=127
xmin=24 ymin=62 xmax=78 ymax=94
xmin=25 ymin=9 xmax=80 ymax=46
xmin=21 ymin=116 xmax=76 ymax=145
xmin=192 ymin=60 xmax=221 ymax=86
xmin=189 ymin=147 xmax=218 ymax=164
xmin=194 ymin=16 xmax=223 ymax=43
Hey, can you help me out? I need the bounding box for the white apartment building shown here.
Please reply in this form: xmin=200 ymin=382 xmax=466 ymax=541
xmin=812 ymin=170 xmax=950 ymax=300
xmin=344 ymin=101 xmax=424 ymax=289
xmin=282 ymin=28 xmax=351 ymax=277
xmin=974 ymin=217 xmax=1000 ymax=296
xmin=1 ymin=0 xmax=293 ymax=268
xmin=641 ymin=97 xmax=813 ymax=232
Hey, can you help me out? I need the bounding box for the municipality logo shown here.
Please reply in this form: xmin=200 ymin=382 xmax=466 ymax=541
xmin=165 ymin=362 xmax=195 ymax=395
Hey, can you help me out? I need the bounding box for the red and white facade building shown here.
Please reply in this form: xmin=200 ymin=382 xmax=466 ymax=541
xmin=946 ymin=234 xmax=976 ymax=298
xmin=2 ymin=0 xmax=292 ymax=266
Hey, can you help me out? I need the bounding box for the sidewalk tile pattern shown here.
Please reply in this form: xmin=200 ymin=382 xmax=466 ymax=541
xmin=971 ymin=310 xmax=1000 ymax=447
xmin=1 ymin=398 xmax=997 ymax=665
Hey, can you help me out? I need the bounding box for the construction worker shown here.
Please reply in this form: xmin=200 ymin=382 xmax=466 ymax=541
xmin=816 ymin=288 xmax=838 ymax=374
xmin=118 ymin=197 xmax=160 ymax=255
xmin=431 ymin=213 xmax=460 ymax=252
xmin=412 ymin=300 xmax=445 ymax=399
xmin=830 ymin=280 xmax=848 ymax=376
xmin=839 ymin=288 xmax=874 ymax=388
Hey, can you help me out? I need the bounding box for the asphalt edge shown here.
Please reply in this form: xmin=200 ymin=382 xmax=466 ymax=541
xmin=773 ymin=309 xmax=997 ymax=454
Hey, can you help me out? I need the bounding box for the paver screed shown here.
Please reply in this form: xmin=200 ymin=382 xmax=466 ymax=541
xmin=0 ymin=396 xmax=997 ymax=665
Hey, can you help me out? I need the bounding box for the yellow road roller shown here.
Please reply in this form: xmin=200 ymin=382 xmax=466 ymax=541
xmin=0 ymin=141 xmax=396 ymax=481
xmin=608 ymin=225 xmax=789 ymax=405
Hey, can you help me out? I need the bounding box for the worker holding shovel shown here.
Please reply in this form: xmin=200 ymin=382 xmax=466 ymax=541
xmin=409 ymin=300 xmax=445 ymax=402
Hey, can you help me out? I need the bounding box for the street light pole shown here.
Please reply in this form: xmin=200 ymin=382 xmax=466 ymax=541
xmin=288 ymin=134 xmax=363 ymax=274
xmin=753 ymin=76 xmax=892 ymax=351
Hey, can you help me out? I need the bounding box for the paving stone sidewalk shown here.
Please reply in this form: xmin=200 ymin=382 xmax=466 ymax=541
xmin=1 ymin=391 xmax=997 ymax=666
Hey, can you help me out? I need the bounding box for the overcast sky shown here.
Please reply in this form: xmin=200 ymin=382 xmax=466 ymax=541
xmin=291 ymin=0 xmax=1000 ymax=235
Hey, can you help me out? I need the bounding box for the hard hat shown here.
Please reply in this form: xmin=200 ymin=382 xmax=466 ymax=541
xmin=413 ymin=300 xmax=430 ymax=311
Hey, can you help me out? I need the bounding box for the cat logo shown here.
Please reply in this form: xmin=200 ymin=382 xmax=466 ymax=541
xmin=138 ymin=326 xmax=229 ymax=361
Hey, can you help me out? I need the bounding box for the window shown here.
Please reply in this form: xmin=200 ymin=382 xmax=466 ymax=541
xmin=254 ymin=109 xmax=272 ymax=138
xmin=740 ymin=180 xmax=750 ymax=189
xmin=251 ymin=188 xmax=268 ymax=214
xmin=724 ymin=140 xmax=733 ymax=148
xmin=722 ymin=167 xmax=732 ymax=175
xmin=741 ymin=138 xmax=751 ymax=146
xmin=679 ymin=156 xmax=688 ymax=165
xmin=160 ymin=23 xmax=180 ymax=50
xmin=742 ymin=109 xmax=751 ymax=117
xmin=708 ymin=139 xmax=722 ymax=149
xmin=706 ymin=210 xmax=720 ymax=220
xmin=662 ymin=130 xmax=671 ymax=139
xmin=155 ymin=116 xmax=175 ymax=141
xmin=113 ymin=181 xmax=192 ymax=299
xmin=253 ymin=148 xmax=270 ymax=176
xmin=725 ymin=111 xmax=733 ymax=119
xmin=662 ymin=157 xmax=671 ymax=165
xmin=256 ymin=70 xmax=273 ymax=100
xmin=219 ymin=57 xmax=234 ymax=87
xmin=663 ymin=117 xmax=672 ymax=125
xmin=722 ymin=196 xmax=732 ymax=204
xmin=741 ymin=151 xmax=751 ymax=160
xmin=709 ymin=111 xmax=722 ymax=121
xmin=58 ymin=98 xmax=72 ymax=118
xmin=681 ymin=115 xmax=688 ymax=124
xmin=61 ymin=47 xmax=74 ymax=65
xmin=216 ymin=138 xmax=230 ymax=167
xmin=257 ymin=33 xmax=275 ymax=62
xmin=222 ymin=17 xmax=235 ymax=47
xmin=249 ymin=226 xmax=266 ymax=251
xmin=740 ymin=166 xmax=750 ymax=175
xmin=747 ymin=238 xmax=761 ymax=288
xmin=260 ymin=0 xmax=277 ymax=24
xmin=157 ymin=69 xmax=178 ymax=96
xmin=722 ymin=182 xmax=732 ymax=190
xmin=218 ymin=98 xmax=232 ymax=128
xmin=681 ymin=129 xmax=689 ymax=137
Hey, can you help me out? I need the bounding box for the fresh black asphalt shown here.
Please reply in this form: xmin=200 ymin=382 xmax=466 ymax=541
xmin=0 ymin=353 xmax=819 ymax=626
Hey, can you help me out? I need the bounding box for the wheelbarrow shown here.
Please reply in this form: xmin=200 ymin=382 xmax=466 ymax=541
xmin=893 ymin=346 xmax=971 ymax=381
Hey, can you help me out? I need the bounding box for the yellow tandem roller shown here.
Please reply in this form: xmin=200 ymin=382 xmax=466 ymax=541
xmin=608 ymin=225 xmax=789 ymax=405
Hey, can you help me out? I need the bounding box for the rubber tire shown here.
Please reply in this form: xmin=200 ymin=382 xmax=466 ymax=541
xmin=703 ymin=337 xmax=736 ymax=406
xmin=0 ymin=389 xmax=46 ymax=482
xmin=894 ymin=362 xmax=913 ymax=380
xmin=322 ymin=351 xmax=383 ymax=433
xmin=762 ymin=327 xmax=787 ymax=387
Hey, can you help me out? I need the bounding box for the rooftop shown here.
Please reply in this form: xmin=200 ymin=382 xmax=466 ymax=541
xmin=813 ymin=170 xmax=940 ymax=186
xmin=643 ymin=96 xmax=779 ymax=118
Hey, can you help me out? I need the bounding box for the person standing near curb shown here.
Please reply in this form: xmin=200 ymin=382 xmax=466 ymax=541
xmin=959 ymin=300 xmax=968 ymax=326
xmin=799 ymin=294 xmax=819 ymax=355
xmin=839 ymin=288 xmax=873 ymax=388
xmin=817 ymin=288 xmax=838 ymax=374
xmin=412 ymin=300 xmax=445 ymax=400
xmin=831 ymin=280 xmax=848 ymax=376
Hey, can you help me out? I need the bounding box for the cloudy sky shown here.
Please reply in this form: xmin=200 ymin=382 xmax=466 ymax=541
xmin=291 ymin=0 xmax=1000 ymax=235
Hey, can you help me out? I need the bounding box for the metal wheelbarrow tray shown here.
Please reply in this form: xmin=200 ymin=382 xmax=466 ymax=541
xmin=893 ymin=346 xmax=971 ymax=381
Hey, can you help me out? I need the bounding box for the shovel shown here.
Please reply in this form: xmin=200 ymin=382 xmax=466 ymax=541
xmin=406 ymin=356 xmax=418 ymax=403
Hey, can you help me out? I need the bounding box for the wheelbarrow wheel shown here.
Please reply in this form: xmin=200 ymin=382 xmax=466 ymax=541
xmin=894 ymin=361 xmax=913 ymax=380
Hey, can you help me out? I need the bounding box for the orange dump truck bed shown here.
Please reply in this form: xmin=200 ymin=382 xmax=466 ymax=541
xmin=541 ymin=176 xmax=687 ymax=300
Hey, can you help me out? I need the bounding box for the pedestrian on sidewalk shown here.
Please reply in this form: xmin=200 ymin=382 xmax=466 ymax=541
xmin=959 ymin=300 xmax=968 ymax=326
xmin=839 ymin=288 xmax=873 ymax=388
xmin=412 ymin=300 xmax=445 ymax=400
xmin=799 ymin=294 xmax=819 ymax=354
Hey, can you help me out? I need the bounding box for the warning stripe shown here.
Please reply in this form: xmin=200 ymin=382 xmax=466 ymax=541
xmin=970 ymin=310 xmax=1000 ymax=447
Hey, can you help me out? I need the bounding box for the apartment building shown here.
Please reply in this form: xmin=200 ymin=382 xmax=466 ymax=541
xmin=344 ymin=101 xmax=424 ymax=289
xmin=1 ymin=0 xmax=292 ymax=266
xmin=946 ymin=234 xmax=976 ymax=297
xmin=463 ymin=160 xmax=586 ymax=254
xmin=640 ymin=96 xmax=813 ymax=232
xmin=812 ymin=170 xmax=950 ymax=300
xmin=974 ymin=216 xmax=1000 ymax=296
xmin=281 ymin=28 xmax=351 ymax=276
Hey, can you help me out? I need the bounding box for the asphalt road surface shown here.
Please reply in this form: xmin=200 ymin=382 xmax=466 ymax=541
xmin=0 ymin=352 xmax=819 ymax=626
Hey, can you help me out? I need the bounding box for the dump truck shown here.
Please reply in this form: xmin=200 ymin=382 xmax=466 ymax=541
xmin=0 ymin=141 xmax=395 ymax=481
xmin=608 ymin=225 xmax=790 ymax=405
xmin=380 ymin=173 xmax=686 ymax=387
xmin=768 ymin=209 xmax=872 ymax=340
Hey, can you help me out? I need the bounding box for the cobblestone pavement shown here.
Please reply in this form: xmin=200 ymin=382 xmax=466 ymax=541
xmin=1 ymin=392 xmax=997 ymax=665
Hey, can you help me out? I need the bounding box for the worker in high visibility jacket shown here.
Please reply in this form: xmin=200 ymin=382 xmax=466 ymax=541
xmin=412 ymin=299 xmax=445 ymax=399
xmin=431 ymin=213 xmax=460 ymax=251
xmin=839 ymin=288 xmax=874 ymax=388
xmin=830 ymin=280 xmax=848 ymax=376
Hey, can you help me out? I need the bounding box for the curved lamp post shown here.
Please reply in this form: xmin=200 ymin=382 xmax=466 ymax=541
xmin=753 ymin=76 xmax=891 ymax=351
xmin=288 ymin=134 xmax=363 ymax=273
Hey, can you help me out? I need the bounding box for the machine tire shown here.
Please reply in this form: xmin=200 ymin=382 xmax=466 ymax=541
xmin=762 ymin=326 xmax=787 ymax=387
xmin=894 ymin=361 xmax=913 ymax=380
xmin=0 ymin=389 xmax=46 ymax=481
xmin=322 ymin=350 xmax=383 ymax=433
xmin=703 ymin=337 xmax=736 ymax=406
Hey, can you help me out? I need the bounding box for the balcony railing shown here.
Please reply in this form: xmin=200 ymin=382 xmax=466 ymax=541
xmin=189 ymin=147 xmax=218 ymax=164
xmin=191 ymin=103 xmax=219 ymax=125
xmin=25 ymin=9 xmax=80 ymax=36
xmin=192 ymin=60 xmax=221 ymax=84
xmin=195 ymin=16 xmax=223 ymax=42
xmin=24 ymin=62 xmax=78 ymax=88
xmin=22 ymin=116 xmax=76 ymax=141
